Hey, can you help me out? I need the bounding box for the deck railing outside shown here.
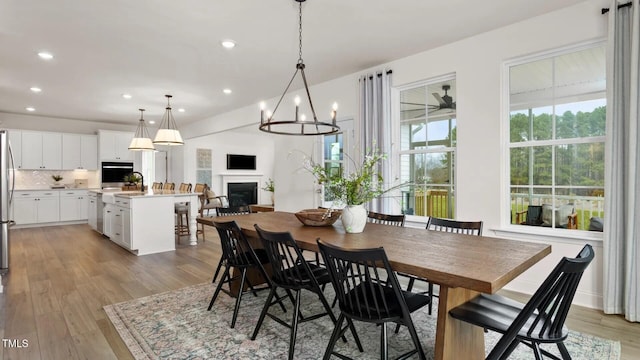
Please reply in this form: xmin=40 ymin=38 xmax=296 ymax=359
xmin=511 ymin=193 xmax=604 ymax=231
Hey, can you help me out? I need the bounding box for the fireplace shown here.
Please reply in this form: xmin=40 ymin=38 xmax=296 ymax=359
xmin=227 ymin=182 xmax=258 ymax=207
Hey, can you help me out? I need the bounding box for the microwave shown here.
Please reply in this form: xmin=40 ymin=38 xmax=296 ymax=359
xmin=101 ymin=161 xmax=134 ymax=186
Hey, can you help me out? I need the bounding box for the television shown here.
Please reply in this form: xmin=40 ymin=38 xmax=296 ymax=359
xmin=226 ymin=154 xmax=256 ymax=170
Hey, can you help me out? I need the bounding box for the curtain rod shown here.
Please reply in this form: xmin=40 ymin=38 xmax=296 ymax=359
xmin=602 ymin=2 xmax=632 ymax=14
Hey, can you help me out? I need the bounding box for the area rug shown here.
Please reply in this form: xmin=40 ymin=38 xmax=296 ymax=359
xmin=104 ymin=282 xmax=620 ymax=359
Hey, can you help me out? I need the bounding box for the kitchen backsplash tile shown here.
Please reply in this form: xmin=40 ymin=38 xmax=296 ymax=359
xmin=14 ymin=169 xmax=99 ymax=189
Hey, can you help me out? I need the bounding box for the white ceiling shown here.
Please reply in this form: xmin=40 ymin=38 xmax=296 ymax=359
xmin=0 ymin=0 xmax=589 ymax=127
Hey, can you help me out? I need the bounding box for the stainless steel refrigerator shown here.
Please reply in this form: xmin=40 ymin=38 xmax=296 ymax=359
xmin=0 ymin=130 xmax=15 ymax=274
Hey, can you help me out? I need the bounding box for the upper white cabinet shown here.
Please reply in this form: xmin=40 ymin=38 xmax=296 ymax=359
xmin=99 ymin=130 xmax=134 ymax=161
xmin=21 ymin=131 xmax=62 ymax=170
xmin=62 ymin=134 xmax=98 ymax=170
xmin=8 ymin=130 xmax=22 ymax=169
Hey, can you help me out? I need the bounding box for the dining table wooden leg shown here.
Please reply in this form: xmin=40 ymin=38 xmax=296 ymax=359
xmin=434 ymin=286 xmax=484 ymax=360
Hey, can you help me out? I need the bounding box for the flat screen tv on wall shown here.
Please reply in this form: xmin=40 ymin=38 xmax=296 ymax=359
xmin=226 ymin=154 xmax=256 ymax=170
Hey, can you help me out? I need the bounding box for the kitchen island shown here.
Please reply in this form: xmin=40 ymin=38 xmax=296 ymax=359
xmin=100 ymin=190 xmax=200 ymax=255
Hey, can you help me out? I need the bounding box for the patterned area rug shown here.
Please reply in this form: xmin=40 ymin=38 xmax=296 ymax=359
xmin=104 ymin=282 xmax=620 ymax=359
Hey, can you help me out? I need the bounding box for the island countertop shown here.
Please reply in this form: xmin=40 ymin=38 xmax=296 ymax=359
xmin=113 ymin=190 xmax=202 ymax=199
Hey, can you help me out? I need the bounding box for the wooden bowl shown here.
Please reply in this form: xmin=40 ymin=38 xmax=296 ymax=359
xmin=295 ymin=209 xmax=342 ymax=227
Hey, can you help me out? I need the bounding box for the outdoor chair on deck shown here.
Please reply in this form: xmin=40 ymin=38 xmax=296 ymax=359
xmin=318 ymin=240 xmax=428 ymax=360
xmin=450 ymin=244 xmax=594 ymax=360
xmin=251 ymin=225 xmax=355 ymax=360
xmin=207 ymin=220 xmax=285 ymax=328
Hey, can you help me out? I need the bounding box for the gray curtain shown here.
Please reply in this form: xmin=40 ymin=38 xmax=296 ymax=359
xmin=359 ymin=70 xmax=392 ymax=213
xmin=604 ymin=0 xmax=640 ymax=322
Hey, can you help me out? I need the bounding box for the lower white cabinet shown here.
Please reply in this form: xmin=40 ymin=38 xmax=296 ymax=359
xmin=12 ymin=191 xmax=60 ymax=225
xmin=59 ymin=190 xmax=89 ymax=221
xmin=87 ymin=193 xmax=98 ymax=230
xmin=103 ymin=203 xmax=115 ymax=238
xmin=110 ymin=199 xmax=132 ymax=249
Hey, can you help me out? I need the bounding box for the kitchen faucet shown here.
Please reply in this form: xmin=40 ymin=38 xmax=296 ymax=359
xmin=130 ymin=171 xmax=144 ymax=192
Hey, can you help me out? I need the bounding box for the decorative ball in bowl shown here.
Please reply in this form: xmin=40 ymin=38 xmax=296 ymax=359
xmin=295 ymin=208 xmax=342 ymax=227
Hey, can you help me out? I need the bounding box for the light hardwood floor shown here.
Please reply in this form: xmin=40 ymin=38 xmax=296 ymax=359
xmin=0 ymin=224 xmax=638 ymax=359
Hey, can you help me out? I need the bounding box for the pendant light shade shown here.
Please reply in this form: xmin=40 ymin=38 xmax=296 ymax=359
xmin=129 ymin=108 xmax=155 ymax=151
xmin=153 ymin=94 xmax=184 ymax=146
xmin=258 ymin=0 xmax=340 ymax=136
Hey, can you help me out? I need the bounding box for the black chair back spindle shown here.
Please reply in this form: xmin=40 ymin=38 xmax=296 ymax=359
xmin=426 ymin=216 xmax=483 ymax=235
xmin=367 ymin=211 xmax=406 ymax=227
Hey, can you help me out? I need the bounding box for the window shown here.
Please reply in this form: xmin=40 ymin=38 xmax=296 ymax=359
xmin=508 ymin=44 xmax=605 ymax=231
xmin=196 ymin=148 xmax=212 ymax=186
xmin=398 ymin=77 xmax=457 ymax=219
xmin=319 ymin=120 xmax=353 ymax=208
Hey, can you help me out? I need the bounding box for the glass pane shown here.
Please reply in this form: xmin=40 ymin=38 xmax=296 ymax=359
xmin=400 ymin=119 xmax=426 ymax=151
xmin=425 ymin=152 xmax=452 ymax=185
xmin=427 ymin=81 xmax=456 ymax=120
xmin=510 ymin=58 xmax=553 ymax=111
xmin=554 ymin=142 xmax=605 ymax=187
xmin=509 ymin=106 xmax=553 ymax=142
xmin=510 ymin=146 xmax=552 ymax=186
xmin=400 ymin=86 xmax=426 ymax=120
xmin=323 ymin=133 xmax=343 ymax=161
xmin=427 ymin=118 xmax=455 ymax=148
xmin=555 ymin=99 xmax=606 ymax=139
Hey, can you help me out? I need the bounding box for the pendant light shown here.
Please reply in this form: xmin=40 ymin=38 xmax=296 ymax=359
xmin=128 ymin=108 xmax=155 ymax=151
xmin=153 ymin=94 xmax=184 ymax=145
xmin=258 ymin=0 xmax=340 ymax=136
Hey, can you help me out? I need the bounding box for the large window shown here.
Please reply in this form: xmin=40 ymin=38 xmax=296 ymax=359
xmin=508 ymin=44 xmax=605 ymax=231
xmin=398 ymin=77 xmax=457 ymax=219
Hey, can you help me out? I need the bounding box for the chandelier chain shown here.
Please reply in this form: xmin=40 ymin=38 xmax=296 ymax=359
xmin=298 ymin=1 xmax=303 ymax=63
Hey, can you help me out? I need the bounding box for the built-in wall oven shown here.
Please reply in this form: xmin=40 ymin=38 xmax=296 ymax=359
xmin=101 ymin=161 xmax=134 ymax=189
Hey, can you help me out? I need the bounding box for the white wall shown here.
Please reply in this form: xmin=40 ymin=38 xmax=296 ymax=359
xmin=183 ymin=1 xmax=610 ymax=307
xmin=182 ymin=128 xmax=276 ymax=205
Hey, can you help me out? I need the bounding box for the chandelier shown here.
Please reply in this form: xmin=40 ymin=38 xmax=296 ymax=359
xmin=153 ymin=94 xmax=184 ymax=146
xmin=128 ymin=108 xmax=155 ymax=151
xmin=259 ymin=0 xmax=340 ymax=136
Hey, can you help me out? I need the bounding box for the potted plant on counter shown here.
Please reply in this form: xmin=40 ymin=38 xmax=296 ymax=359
xmin=51 ymin=174 xmax=64 ymax=188
xmin=123 ymin=174 xmax=141 ymax=190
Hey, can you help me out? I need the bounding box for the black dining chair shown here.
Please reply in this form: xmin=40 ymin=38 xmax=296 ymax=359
xmin=426 ymin=216 xmax=483 ymax=235
xmin=450 ymin=244 xmax=594 ymax=360
xmin=318 ymin=239 xmax=429 ymax=360
xmin=400 ymin=216 xmax=484 ymax=318
xmin=207 ymin=220 xmax=285 ymax=328
xmin=216 ymin=205 xmax=251 ymax=217
xmin=251 ymin=225 xmax=358 ymax=360
xmin=367 ymin=211 xmax=406 ymax=227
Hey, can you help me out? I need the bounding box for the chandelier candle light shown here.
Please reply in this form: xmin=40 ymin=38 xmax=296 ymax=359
xmin=258 ymin=0 xmax=340 ymax=136
xmin=128 ymin=108 xmax=155 ymax=151
xmin=153 ymin=94 xmax=184 ymax=146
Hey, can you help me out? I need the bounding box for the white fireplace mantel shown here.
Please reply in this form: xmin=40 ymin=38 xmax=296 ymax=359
xmin=220 ymin=173 xmax=267 ymax=203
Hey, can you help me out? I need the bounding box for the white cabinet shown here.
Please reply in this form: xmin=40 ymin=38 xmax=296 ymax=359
xmin=12 ymin=191 xmax=60 ymax=225
xmin=59 ymin=190 xmax=89 ymax=221
xmin=21 ymin=131 xmax=62 ymax=169
xmin=62 ymin=134 xmax=98 ymax=170
xmin=8 ymin=130 xmax=22 ymax=169
xmin=103 ymin=203 xmax=115 ymax=238
xmin=99 ymin=130 xmax=134 ymax=161
xmin=112 ymin=198 xmax=132 ymax=249
xmin=87 ymin=193 xmax=98 ymax=231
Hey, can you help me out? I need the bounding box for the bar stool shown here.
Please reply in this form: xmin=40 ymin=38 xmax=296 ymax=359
xmin=174 ymin=183 xmax=192 ymax=237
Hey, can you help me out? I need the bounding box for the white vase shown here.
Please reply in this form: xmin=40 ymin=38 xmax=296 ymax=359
xmin=341 ymin=204 xmax=367 ymax=233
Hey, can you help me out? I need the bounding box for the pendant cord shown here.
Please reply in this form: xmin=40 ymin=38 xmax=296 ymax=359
xmin=298 ymin=1 xmax=303 ymax=63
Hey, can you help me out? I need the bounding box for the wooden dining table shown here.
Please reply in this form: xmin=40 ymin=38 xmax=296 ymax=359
xmin=198 ymin=211 xmax=551 ymax=360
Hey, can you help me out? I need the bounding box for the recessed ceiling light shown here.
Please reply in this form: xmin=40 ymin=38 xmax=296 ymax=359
xmin=25 ymin=107 xmax=36 ymax=112
xmin=122 ymin=94 xmax=132 ymax=99
xmin=37 ymin=51 xmax=53 ymax=60
xmin=30 ymin=87 xmax=42 ymax=93
xmin=223 ymin=88 xmax=232 ymax=94
xmin=221 ymin=40 xmax=236 ymax=49
xmin=177 ymin=108 xmax=185 ymax=113
xmin=148 ymin=120 xmax=156 ymax=125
